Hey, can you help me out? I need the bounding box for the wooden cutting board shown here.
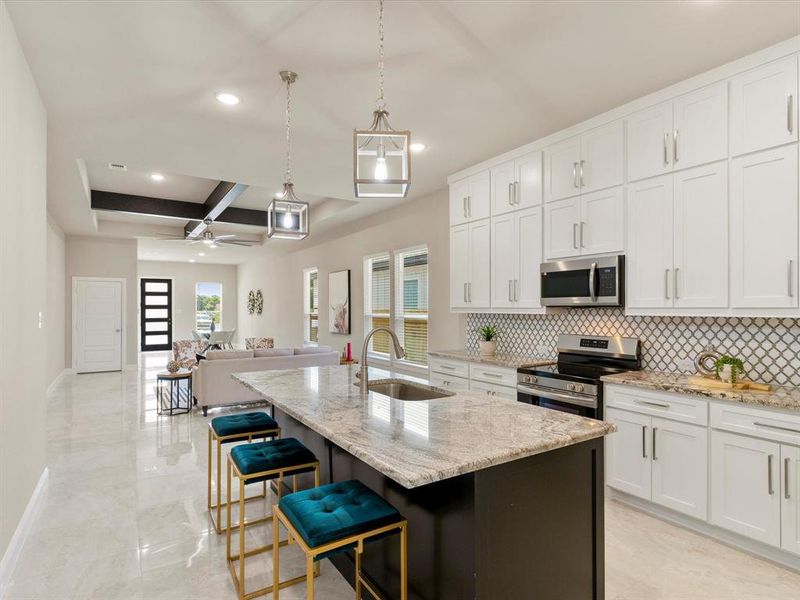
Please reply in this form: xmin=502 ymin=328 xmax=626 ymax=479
xmin=687 ymin=375 xmax=771 ymax=392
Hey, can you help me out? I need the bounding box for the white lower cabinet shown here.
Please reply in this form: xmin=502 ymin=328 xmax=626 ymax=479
xmin=782 ymin=444 xmax=800 ymax=555
xmin=710 ymin=430 xmax=781 ymax=547
xmin=429 ymin=372 xmax=470 ymax=392
xmin=606 ymin=407 xmax=707 ymax=519
xmin=429 ymin=357 xmax=516 ymax=401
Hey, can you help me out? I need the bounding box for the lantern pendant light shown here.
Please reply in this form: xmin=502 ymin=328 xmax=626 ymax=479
xmin=353 ymin=0 xmax=410 ymax=198
xmin=268 ymin=70 xmax=309 ymax=239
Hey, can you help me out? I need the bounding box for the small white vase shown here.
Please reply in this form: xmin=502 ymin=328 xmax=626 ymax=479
xmin=719 ymin=364 xmax=738 ymax=384
xmin=479 ymin=340 xmax=497 ymax=356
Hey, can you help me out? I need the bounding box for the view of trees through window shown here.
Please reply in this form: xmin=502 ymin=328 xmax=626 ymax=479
xmin=196 ymin=282 xmax=222 ymax=332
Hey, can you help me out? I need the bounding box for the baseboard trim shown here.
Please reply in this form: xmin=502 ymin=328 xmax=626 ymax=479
xmin=46 ymin=369 xmax=71 ymax=396
xmin=0 ymin=467 xmax=49 ymax=595
xmin=608 ymin=487 xmax=800 ymax=573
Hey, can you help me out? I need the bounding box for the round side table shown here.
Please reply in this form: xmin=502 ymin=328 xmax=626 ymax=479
xmin=157 ymin=370 xmax=192 ymax=415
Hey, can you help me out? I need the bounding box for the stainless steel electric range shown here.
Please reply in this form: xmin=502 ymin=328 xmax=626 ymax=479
xmin=517 ymin=334 xmax=641 ymax=419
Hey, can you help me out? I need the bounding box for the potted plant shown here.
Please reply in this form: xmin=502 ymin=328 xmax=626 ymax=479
xmin=478 ymin=325 xmax=497 ymax=357
xmin=714 ymin=355 xmax=745 ymax=384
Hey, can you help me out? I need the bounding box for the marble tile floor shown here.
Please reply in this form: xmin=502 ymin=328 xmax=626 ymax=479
xmin=3 ymin=351 xmax=800 ymax=599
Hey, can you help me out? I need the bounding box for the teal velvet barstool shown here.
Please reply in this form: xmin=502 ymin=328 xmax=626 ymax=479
xmin=272 ymin=479 xmax=408 ymax=600
xmin=208 ymin=412 xmax=281 ymax=534
xmin=226 ymin=437 xmax=321 ymax=600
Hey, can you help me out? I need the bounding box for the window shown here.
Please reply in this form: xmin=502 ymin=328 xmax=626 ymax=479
xmin=303 ymin=268 xmax=319 ymax=343
xmin=196 ymin=282 xmax=222 ymax=332
xmin=363 ymin=246 xmax=429 ymax=368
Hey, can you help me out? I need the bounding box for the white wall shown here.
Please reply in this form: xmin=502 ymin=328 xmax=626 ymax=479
xmin=46 ymin=215 xmax=66 ymax=385
xmin=0 ymin=0 xmax=48 ymax=560
xmin=65 ymin=236 xmax=138 ymax=367
xmin=137 ymin=261 xmax=238 ymax=343
xmin=237 ymin=189 xmax=463 ymax=356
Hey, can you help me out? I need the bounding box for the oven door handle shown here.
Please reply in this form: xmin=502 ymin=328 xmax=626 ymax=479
xmin=517 ymin=385 xmax=598 ymax=409
xmin=589 ymin=262 xmax=597 ymax=303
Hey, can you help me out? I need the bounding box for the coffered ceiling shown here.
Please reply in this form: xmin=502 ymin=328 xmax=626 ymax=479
xmin=6 ymin=0 xmax=800 ymax=261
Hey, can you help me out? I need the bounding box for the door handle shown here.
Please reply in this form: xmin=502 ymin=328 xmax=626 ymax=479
xmin=573 ymin=223 xmax=579 ymax=249
xmin=579 ymin=160 xmax=585 ymax=187
xmin=642 ymin=425 xmax=647 ymax=459
xmin=652 ymin=427 xmax=658 ymax=461
xmin=508 ymin=182 xmax=513 ymax=206
xmin=665 ymin=269 xmax=671 ymax=300
xmin=786 ymin=457 xmax=791 ymax=500
xmin=788 ymin=94 xmax=794 ymax=133
xmin=768 ymin=454 xmax=774 ymax=496
xmin=673 ymin=129 xmax=679 ymax=163
xmin=663 ymin=132 xmax=670 ymax=166
xmin=573 ymin=162 xmax=579 ymax=188
xmin=580 ymin=222 xmax=586 ymax=248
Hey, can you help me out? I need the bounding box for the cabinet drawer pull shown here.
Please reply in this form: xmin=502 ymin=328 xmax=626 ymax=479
xmin=483 ymin=372 xmax=503 ymax=379
xmin=652 ymin=427 xmax=658 ymax=461
xmin=642 ymin=425 xmax=647 ymax=459
xmin=673 ymin=129 xmax=679 ymax=163
xmin=788 ymin=94 xmax=794 ymax=133
xmin=634 ymin=398 xmax=670 ymax=409
xmin=573 ymin=162 xmax=579 ymax=188
xmin=663 ymin=133 xmax=670 ymax=166
xmin=753 ymin=421 xmax=800 ymax=435
xmin=768 ymin=454 xmax=774 ymax=495
xmin=786 ymin=457 xmax=791 ymax=500
xmin=438 ymin=365 xmax=456 ymax=371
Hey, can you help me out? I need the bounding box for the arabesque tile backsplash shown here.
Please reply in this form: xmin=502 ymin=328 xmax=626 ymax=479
xmin=465 ymin=310 xmax=800 ymax=386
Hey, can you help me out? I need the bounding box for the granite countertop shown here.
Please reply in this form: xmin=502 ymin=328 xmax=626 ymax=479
xmin=602 ymin=371 xmax=800 ymax=412
xmin=428 ymin=349 xmax=554 ymax=370
xmin=233 ymin=365 xmax=614 ymax=489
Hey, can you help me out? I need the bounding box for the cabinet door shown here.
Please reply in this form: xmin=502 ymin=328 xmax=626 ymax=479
xmin=580 ymin=186 xmax=624 ymax=256
xmin=627 ymin=176 xmax=674 ymax=308
xmin=626 ymin=102 xmax=673 ymax=183
xmin=672 ymin=82 xmax=728 ymax=172
xmin=673 ymin=162 xmax=728 ymax=308
xmin=782 ymin=444 xmax=800 ymax=556
xmin=580 ymin=121 xmax=624 ymax=193
xmin=544 ymin=197 xmax=581 ymax=260
xmin=490 ymin=160 xmax=517 ymax=217
xmin=731 ymin=145 xmax=798 ymax=308
xmin=516 ymin=207 xmax=543 ymax=309
xmin=449 ymin=179 xmax=471 ymax=226
xmin=515 ymin=150 xmax=543 ymax=209
xmin=468 ymin=171 xmax=491 ymax=222
xmin=450 ymin=224 xmax=470 ymax=308
xmin=730 ymin=56 xmax=798 ymax=156
xmin=650 ymin=417 xmax=708 ymax=520
xmin=491 ymin=214 xmax=517 ymax=309
xmin=710 ymin=431 xmax=781 ymax=547
xmin=605 ymin=408 xmax=652 ymax=500
xmin=544 ymin=135 xmax=582 ymax=202
xmin=468 ymin=219 xmax=492 ymax=308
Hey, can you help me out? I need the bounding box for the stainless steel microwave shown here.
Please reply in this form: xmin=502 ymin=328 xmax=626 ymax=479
xmin=540 ymin=255 xmax=624 ymax=307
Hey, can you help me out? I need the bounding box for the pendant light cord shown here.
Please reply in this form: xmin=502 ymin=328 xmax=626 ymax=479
xmin=284 ymin=74 xmax=293 ymax=185
xmin=376 ymin=0 xmax=385 ymax=111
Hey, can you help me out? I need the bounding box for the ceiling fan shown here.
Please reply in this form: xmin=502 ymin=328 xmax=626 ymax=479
xmin=155 ymin=220 xmax=257 ymax=247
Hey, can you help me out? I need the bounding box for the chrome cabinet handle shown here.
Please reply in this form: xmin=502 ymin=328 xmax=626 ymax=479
xmin=579 ymin=160 xmax=585 ymax=187
xmin=483 ymin=372 xmax=503 ymax=379
xmin=665 ymin=269 xmax=671 ymax=300
xmin=788 ymin=94 xmax=794 ymax=133
xmin=673 ymin=129 xmax=679 ymax=163
xmin=634 ymin=398 xmax=670 ymax=409
xmin=463 ymin=197 xmax=468 ymax=218
xmin=768 ymin=454 xmax=774 ymax=495
xmin=463 ymin=282 xmax=467 ymax=303
xmin=789 ymin=260 xmax=794 ymax=297
xmin=514 ymin=279 xmax=519 ymax=302
xmin=573 ymin=162 xmax=579 ymax=188
xmin=674 ymin=268 xmax=680 ymax=300
xmin=573 ymin=223 xmax=579 ymax=249
xmin=513 ymin=181 xmax=520 ymax=205
xmin=589 ymin=262 xmax=597 ymax=303
xmin=754 ymin=421 xmax=800 ymax=435
xmin=580 ymin=222 xmax=586 ymax=248
xmin=468 ymin=282 xmax=472 ymax=303
xmin=642 ymin=425 xmax=647 ymax=459
xmin=468 ymin=195 xmax=472 ymax=217
xmin=438 ymin=365 xmax=456 ymax=371
xmin=508 ymin=182 xmax=513 ymax=206
xmin=652 ymin=427 xmax=658 ymax=461
xmin=663 ymin=133 xmax=670 ymax=166
xmin=508 ymin=279 xmax=513 ymax=302
xmin=786 ymin=457 xmax=791 ymax=500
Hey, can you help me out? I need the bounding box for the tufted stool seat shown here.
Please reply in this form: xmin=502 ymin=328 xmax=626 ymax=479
xmin=207 ymin=411 xmax=281 ymax=535
xmin=227 ymin=437 xmax=320 ymax=600
xmin=272 ymin=480 xmax=407 ymax=599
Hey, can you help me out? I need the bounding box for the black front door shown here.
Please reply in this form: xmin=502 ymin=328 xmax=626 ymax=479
xmin=140 ymin=278 xmax=173 ymax=351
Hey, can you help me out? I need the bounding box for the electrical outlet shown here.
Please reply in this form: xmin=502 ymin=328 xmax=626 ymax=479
xmin=677 ymin=358 xmax=695 ymax=372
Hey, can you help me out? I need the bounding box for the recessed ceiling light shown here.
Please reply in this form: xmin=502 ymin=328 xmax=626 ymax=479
xmin=216 ymin=92 xmax=240 ymax=106
xmin=150 ymin=173 xmax=165 ymax=182
xmin=410 ymin=142 xmax=426 ymax=153
xmin=189 ymin=259 xmax=195 ymax=263
xmin=198 ymin=252 xmax=205 ymax=256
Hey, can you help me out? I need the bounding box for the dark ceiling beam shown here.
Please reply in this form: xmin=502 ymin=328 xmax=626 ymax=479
xmin=91 ymin=190 xmax=267 ymax=228
xmin=184 ymin=181 xmax=249 ymax=238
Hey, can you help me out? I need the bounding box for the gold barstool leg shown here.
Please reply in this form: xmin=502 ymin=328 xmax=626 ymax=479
xmin=273 ymin=503 xmax=281 ymax=600
xmin=239 ymin=477 xmax=246 ymax=600
xmin=306 ymin=554 xmax=315 ymax=600
xmin=226 ymin=457 xmax=232 ymax=561
xmin=355 ymin=548 xmax=362 ymax=600
xmin=216 ymin=436 xmax=222 ymax=532
xmin=400 ymin=523 xmax=408 ymax=600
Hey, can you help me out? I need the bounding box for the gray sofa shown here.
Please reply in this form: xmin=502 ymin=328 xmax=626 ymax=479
xmin=192 ymin=346 xmax=339 ymax=415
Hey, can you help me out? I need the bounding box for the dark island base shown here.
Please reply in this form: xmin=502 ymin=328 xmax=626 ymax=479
xmin=274 ymin=406 xmax=605 ymax=600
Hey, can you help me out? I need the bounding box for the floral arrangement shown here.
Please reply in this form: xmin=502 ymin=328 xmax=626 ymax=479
xmin=166 ymin=359 xmax=181 ymax=373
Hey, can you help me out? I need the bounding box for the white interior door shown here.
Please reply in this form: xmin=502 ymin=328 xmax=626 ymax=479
xmin=75 ymin=279 xmax=122 ymax=373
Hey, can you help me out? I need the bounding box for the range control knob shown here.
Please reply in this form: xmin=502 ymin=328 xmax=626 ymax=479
xmin=524 ymin=375 xmax=538 ymax=384
xmin=574 ymin=384 xmax=585 ymax=393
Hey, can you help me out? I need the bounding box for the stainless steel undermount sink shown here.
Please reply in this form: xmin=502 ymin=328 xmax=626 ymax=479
xmin=358 ymin=379 xmax=455 ymax=401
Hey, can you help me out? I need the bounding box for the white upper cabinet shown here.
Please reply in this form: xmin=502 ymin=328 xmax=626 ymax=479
xmin=491 ymin=214 xmax=517 ymax=308
xmin=468 ymin=219 xmax=492 ymax=308
xmin=673 ymin=162 xmax=728 ymax=308
xmin=450 ymin=171 xmax=491 ymax=226
xmin=731 ymin=144 xmax=798 ymax=308
xmin=580 ymin=121 xmax=625 ymax=193
xmin=627 ymin=83 xmax=727 ymax=183
xmin=490 ymin=160 xmax=517 ymax=217
xmin=545 ymin=123 xmax=624 ymax=202
xmin=516 ymin=208 xmax=543 ymax=309
xmin=627 ymin=176 xmax=674 ymax=308
xmin=626 ymin=102 xmax=673 ymax=182
xmin=515 ymin=151 xmax=543 ymax=210
xmin=672 ymin=82 xmax=728 ymax=171
xmin=450 ymin=224 xmax=470 ymax=308
xmin=544 ymin=196 xmax=582 ymax=259
xmin=730 ymin=56 xmax=799 ymax=157
xmin=580 ymin=187 xmax=624 ymax=256
xmin=544 ymin=135 xmax=582 ymax=202
xmin=491 ymin=207 xmax=543 ymax=310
